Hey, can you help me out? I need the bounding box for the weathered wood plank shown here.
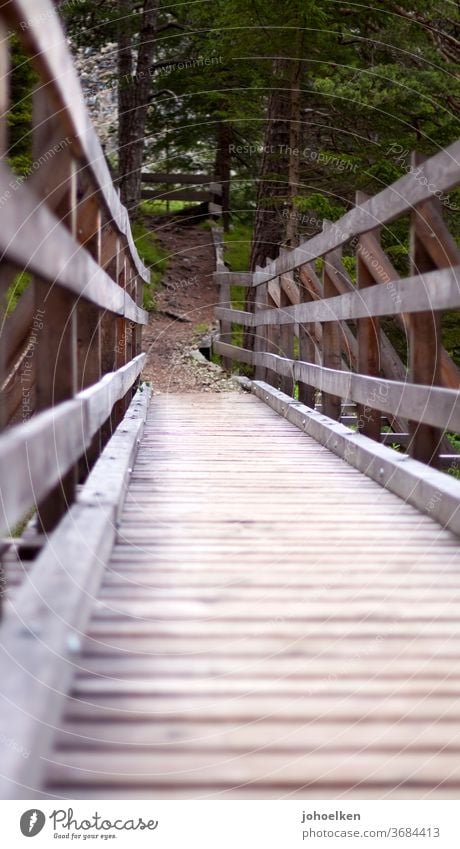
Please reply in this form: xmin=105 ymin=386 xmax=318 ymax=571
xmin=0 ymin=355 xmax=145 ymax=536
xmin=142 ymin=172 xmax=220 ymax=190
xmin=0 ymin=162 xmax=148 ymax=323
xmin=253 ymin=382 xmax=460 ymax=536
xmin=42 ymin=392 xmax=460 ymax=800
xmin=356 ymin=192 xmax=381 ymax=440
xmin=241 ymin=265 xmax=460 ymax=326
xmin=141 ymin=189 xmax=213 ymax=202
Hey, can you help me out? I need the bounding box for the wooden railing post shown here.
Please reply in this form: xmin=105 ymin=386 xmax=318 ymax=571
xmin=76 ymin=183 xmax=102 ymax=474
xmin=218 ymin=276 xmax=232 ymax=372
xmin=356 ymin=191 xmax=381 ymax=441
xmin=32 ymin=91 xmax=78 ymax=531
xmin=322 ymin=227 xmax=342 ymax=420
xmin=213 ymin=229 xmax=232 ymax=371
xmin=298 ymin=264 xmax=316 ymax=408
xmin=408 ymin=154 xmax=442 ymax=466
xmin=114 ymin=250 xmax=128 ymax=424
xmin=265 ymin=281 xmax=280 ymax=389
xmin=253 ymin=268 xmax=267 ymax=381
xmin=279 ymin=255 xmax=295 ymax=396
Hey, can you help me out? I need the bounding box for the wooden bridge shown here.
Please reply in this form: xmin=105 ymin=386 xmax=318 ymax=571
xmin=1 ymin=0 xmax=460 ymax=801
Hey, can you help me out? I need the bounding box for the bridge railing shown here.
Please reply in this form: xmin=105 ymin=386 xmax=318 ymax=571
xmin=214 ymin=143 xmax=460 ymax=470
xmin=0 ymin=0 xmax=151 ymax=539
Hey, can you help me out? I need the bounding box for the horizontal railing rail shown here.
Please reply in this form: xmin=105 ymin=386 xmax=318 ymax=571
xmin=214 ymin=146 xmax=460 ymax=470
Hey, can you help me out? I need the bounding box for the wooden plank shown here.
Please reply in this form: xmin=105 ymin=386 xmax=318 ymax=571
xmin=253 ymin=272 xmax=268 ymax=381
xmin=297 ymin=268 xmax=315 ymax=406
xmin=321 ymin=239 xmax=342 ymax=420
xmin=0 ymin=356 xmax=145 ymax=537
xmin=254 ymin=138 xmax=460 ymax=285
xmin=0 ymin=162 xmax=147 ymax=323
xmin=356 ymin=192 xmax=381 ymax=440
xmin=357 ymin=231 xmax=460 ymax=392
xmin=409 ymin=183 xmax=442 ymax=466
xmin=141 ymin=189 xmax=213 ymax=202
xmin=33 ymin=391 xmax=460 ymax=800
xmin=79 ymin=354 xmax=146 ymax=436
xmin=76 ymin=189 xmax=102 ymax=471
xmin=253 ymin=382 xmax=460 ymax=536
xmin=278 ymin=270 xmax=294 ymax=396
xmin=248 ymin=264 xmax=460 ymax=326
xmin=54 ymin=717 xmax=460 ymax=752
xmin=3 ymin=285 xmax=34 ymax=375
xmin=34 ymin=280 xmax=77 ymax=531
xmin=213 ymin=271 xmax=254 ymax=288
xmin=215 ymin=306 xmax=253 ymax=327
xmin=211 ymin=227 xmax=225 ymax=268
xmin=251 ymin=353 xmax=460 ymax=434
xmin=142 ymin=172 xmax=217 ymax=187
xmin=45 ymin=749 xmax=460 ymax=788
xmin=0 ymin=386 xmax=150 ymax=799
xmin=217 ymin=266 xmax=232 ymax=370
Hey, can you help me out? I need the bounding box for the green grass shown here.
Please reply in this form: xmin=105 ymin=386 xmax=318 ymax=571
xmin=139 ymin=199 xmax=196 ymax=215
xmin=132 ymin=223 xmax=168 ymax=310
xmin=223 ymin=222 xmax=252 ymax=272
xmin=198 ymin=219 xmax=214 ymax=231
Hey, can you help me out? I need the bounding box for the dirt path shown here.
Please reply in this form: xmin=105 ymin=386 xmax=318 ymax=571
xmin=141 ymin=218 xmax=241 ymax=394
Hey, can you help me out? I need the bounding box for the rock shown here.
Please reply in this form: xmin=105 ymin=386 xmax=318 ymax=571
xmin=187 ymin=349 xmax=209 ymax=366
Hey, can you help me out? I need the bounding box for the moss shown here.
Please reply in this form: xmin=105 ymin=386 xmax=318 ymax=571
xmin=6 ymin=271 xmax=32 ymax=315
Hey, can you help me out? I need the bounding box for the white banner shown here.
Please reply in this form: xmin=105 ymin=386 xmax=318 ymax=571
xmin=0 ymin=800 xmax=459 ymax=848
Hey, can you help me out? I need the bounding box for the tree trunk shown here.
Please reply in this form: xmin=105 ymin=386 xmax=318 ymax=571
xmin=118 ymin=0 xmax=159 ymax=214
xmin=214 ymin=115 xmax=232 ymax=232
xmin=285 ymin=59 xmax=302 ymax=247
xmin=249 ymin=58 xmax=291 ymax=271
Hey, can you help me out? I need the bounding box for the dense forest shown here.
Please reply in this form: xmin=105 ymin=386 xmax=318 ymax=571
xmin=7 ymin=1 xmax=460 ymax=357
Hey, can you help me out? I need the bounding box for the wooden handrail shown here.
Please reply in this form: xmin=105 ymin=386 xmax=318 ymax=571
xmin=0 ymin=355 xmax=145 ymax=538
xmin=0 ymin=163 xmax=148 ymax=323
xmin=254 ymin=139 xmax=460 ymax=286
xmin=214 ymin=143 xmax=460 ymax=469
xmin=216 ymin=265 xmax=460 ymax=327
xmin=0 ymin=1 xmax=151 ymax=540
xmin=2 ymin=0 xmax=149 ymax=282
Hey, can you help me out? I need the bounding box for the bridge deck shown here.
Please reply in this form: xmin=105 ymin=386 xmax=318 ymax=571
xmin=45 ymin=393 xmax=460 ymax=799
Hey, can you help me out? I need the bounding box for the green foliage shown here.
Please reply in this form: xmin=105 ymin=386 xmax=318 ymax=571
xmin=132 ymin=222 xmax=168 ymax=310
xmin=8 ymin=37 xmax=37 ymax=175
xmin=341 ymin=256 xmax=356 ymax=281
xmin=138 ymin=199 xmax=193 ymax=215
xmin=294 ymin=194 xmax=346 ymax=223
xmin=224 ymin=222 xmax=252 ymax=272
xmin=442 ymin=313 xmax=460 ymax=368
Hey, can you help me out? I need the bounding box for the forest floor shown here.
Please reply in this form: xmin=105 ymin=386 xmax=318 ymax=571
xmin=141 ymin=218 xmax=242 ymax=395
